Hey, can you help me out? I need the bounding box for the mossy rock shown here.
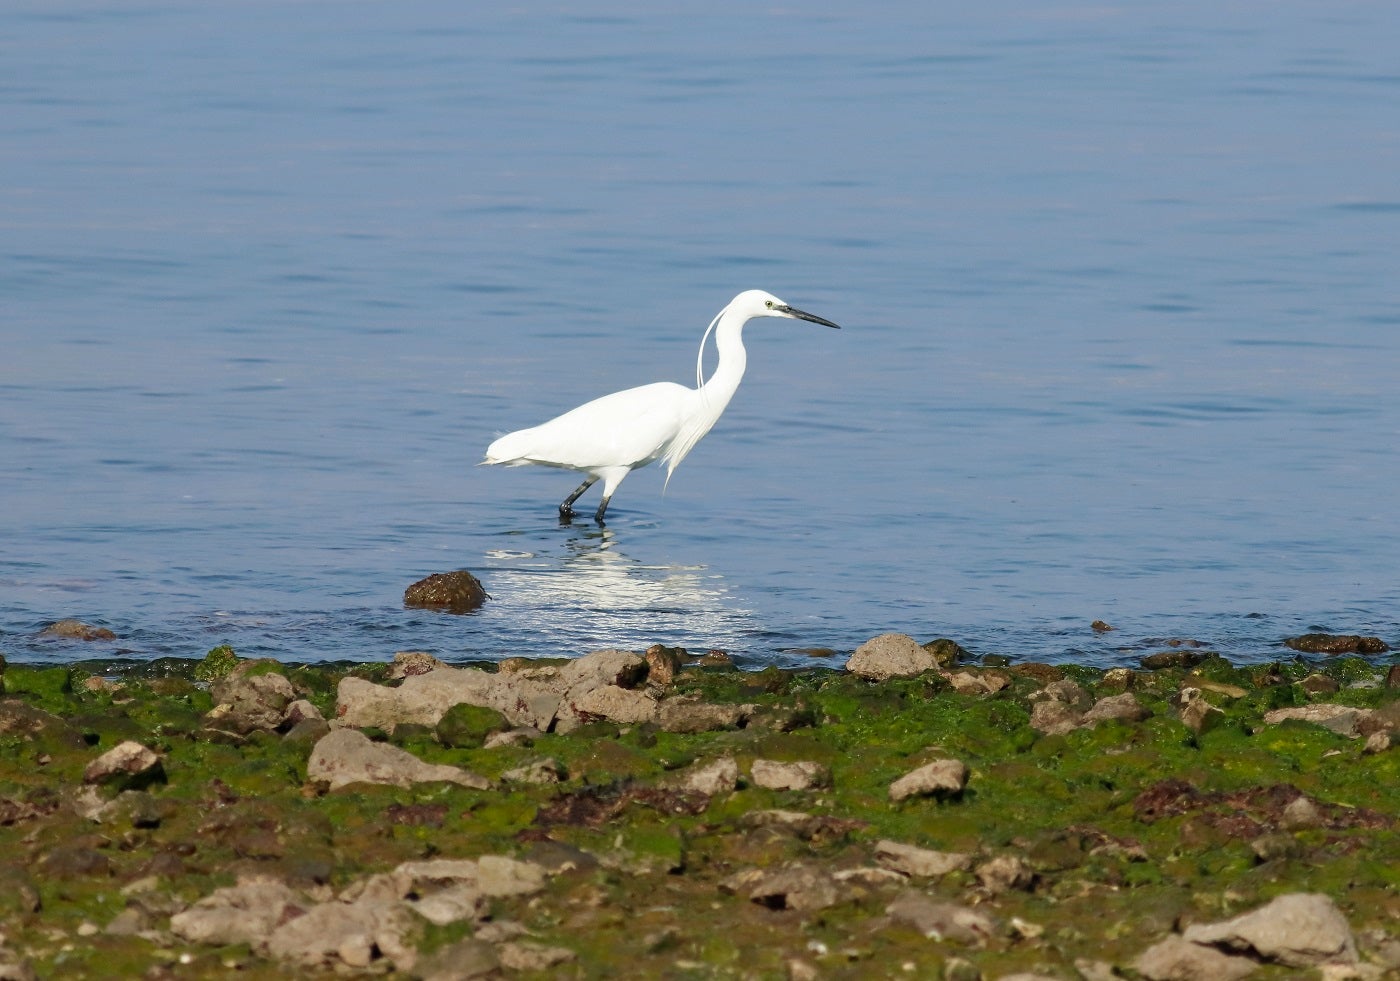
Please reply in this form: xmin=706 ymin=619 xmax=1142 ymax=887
xmin=435 ymin=703 xmax=508 ymax=748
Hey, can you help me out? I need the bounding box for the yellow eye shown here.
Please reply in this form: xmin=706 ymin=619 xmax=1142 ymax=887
xmin=765 ymin=300 xmax=773 ymax=308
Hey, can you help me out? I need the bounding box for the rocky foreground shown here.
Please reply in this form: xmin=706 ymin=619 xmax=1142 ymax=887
xmin=0 ymin=632 xmax=1398 ymax=979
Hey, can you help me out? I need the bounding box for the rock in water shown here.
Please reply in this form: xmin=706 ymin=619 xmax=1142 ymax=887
xmin=404 ymin=570 xmax=489 ymax=614
xmin=846 ymin=633 xmax=941 ymax=680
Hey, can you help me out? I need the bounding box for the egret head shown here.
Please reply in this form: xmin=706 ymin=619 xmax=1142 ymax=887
xmin=733 ymin=289 xmax=840 ymax=329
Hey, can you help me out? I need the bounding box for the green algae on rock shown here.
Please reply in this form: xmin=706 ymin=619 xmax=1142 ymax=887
xmin=0 ymin=643 xmax=1396 ymax=978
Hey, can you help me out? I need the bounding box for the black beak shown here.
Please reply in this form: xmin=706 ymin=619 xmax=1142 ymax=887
xmin=776 ymin=304 xmax=841 ymax=329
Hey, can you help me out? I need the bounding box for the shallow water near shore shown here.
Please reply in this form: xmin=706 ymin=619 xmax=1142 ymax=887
xmin=3 ymin=2 xmax=1399 ymax=668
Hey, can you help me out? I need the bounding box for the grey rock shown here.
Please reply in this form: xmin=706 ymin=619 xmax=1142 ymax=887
xmin=414 ymin=938 xmax=500 ymax=981
xmin=306 ymin=728 xmax=489 ymax=792
xmin=750 ymin=759 xmax=830 ymax=791
xmin=1182 ymin=892 xmax=1358 ymax=967
xmin=497 ymin=941 xmax=577 ymax=972
xmin=654 ymin=697 xmax=748 ymax=733
xmin=1263 ymin=704 xmax=1372 ymax=738
xmin=889 ymin=757 xmax=968 ymax=801
xmin=83 ymin=741 xmax=165 ymax=791
xmin=676 ymin=756 xmax=740 ymax=795
xmin=1081 ymin=691 xmax=1151 ymax=725
xmin=475 ymin=855 xmax=548 ymax=897
xmin=501 ymin=757 xmax=564 ymax=784
xmin=1178 ymin=688 xmax=1226 ymax=735
xmin=884 ymin=891 xmax=997 ymax=944
xmin=263 ymin=896 xmax=418 ymax=970
xmin=207 ymin=672 xmax=296 ymax=733
xmin=169 ymin=875 xmax=302 ymax=946
xmin=975 ymin=853 xmax=1035 ymax=894
xmin=1030 ymin=699 xmax=1084 ymax=735
xmin=846 ymin=632 xmax=941 ymax=680
xmin=874 ymin=840 xmax=972 ymax=878
xmin=1135 ymin=935 xmax=1258 ymax=981
xmin=560 ymin=684 xmax=657 ymax=728
xmin=743 ymin=863 xmax=842 ymax=912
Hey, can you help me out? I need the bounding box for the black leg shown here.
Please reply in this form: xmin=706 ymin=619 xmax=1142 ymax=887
xmin=559 ymin=476 xmax=597 ymax=518
xmin=594 ymin=494 xmax=612 ymax=524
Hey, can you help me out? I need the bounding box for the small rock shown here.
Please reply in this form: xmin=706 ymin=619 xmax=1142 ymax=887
xmin=169 ymin=875 xmax=302 ymax=946
xmin=207 ymin=671 xmax=296 ymax=734
xmin=497 ymin=941 xmax=577 ymax=972
xmin=414 ymin=938 xmax=500 ymax=981
xmin=501 ymin=758 xmax=564 ymax=784
xmin=404 ymin=569 xmax=489 ymax=613
xmin=744 ymin=863 xmax=842 ymax=912
xmin=889 ymin=758 xmax=968 ymax=802
xmin=1183 ymin=892 xmax=1358 ymax=967
xmin=1029 ymin=699 xmax=1083 ymax=735
xmin=408 ymin=884 xmax=485 ymax=926
xmin=1275 ymin=795 xmax=1323 ymax=830
xmin=884 ymin=891 xmax=997 ymax=944
xmin=1081 ymin=691 xmax=1151 ymax=726
xmin=1135 ymin=934 xmax=1258 ymax=981
xmin=483 ymin=727 xmax=540 ymax=749
xmin=1284 ymin=633 xmax=1388 ymax=655
xmin=975 ymin=853 xmax=1035 ymax=893
xmin=1178 ymin=688 xmax=1226 ymax=735
xmin=846 ymin=632 xmax=942 ymax=681
xmin=1301 ymin=673 xmax=1341 ymax=696
xmin=563 ymin=684 xmax=658 ymax=727
xmin=83 ymin=741 xmax=165 ymax=791
xmin=388 ymin=650 xmax=448 ymax=678
xmin=874 ymin=840 xmax=972 ymax=878
xmin=1091 ymin=619 xmax=1116 ymax=632
xmin=676 ymin=756 xmax=740 ymax=796
xmin=947 ymin=670 xmax=1010 ymax=695
xmin=1263 ymin=704 xmax=1372 ymax=738
xmin=435 ymin=702 xmax=508 ymax=748
xmin=1140 ymin=650 xmax=1207 ymax=670
xmin=921 ymin=637 xmax=970 ymax=666
xmin=1363 ymin=731 xmax=1394 ymax=754
xmin=476 ymin=855 xmax=548 ymax=897
xmin=750 ymin=759 xmax=830 ymax=791
xmin=307 ymin=728 xmax=490 ymax=791
xmin=644 ymin=644 xmax=686 ymax=687
xmin=654 ymin=698 xmax=748 ymax=733
xmin=1101 ymin=667 xmax=1135 ymax=690
xmin=698 ymin=649 xmax=734 ymax=668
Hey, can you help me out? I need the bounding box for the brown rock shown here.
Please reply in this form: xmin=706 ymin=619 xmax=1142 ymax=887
xmin=403 ymin=569 xmax=489 ymax=613
xmin=644 ymin=644 xmax=686 ymax=687
xmin=39 ymin=619 xmax=116 ymax=641
xmin=1029 ymin=700 xmax=1083 ymax=735
xmin=742 ymin=863 xmax=842 ymax=912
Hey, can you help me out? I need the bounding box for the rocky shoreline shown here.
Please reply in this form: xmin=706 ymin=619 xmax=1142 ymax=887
xmin=1 ymin=630 xmax=1398 ymax=979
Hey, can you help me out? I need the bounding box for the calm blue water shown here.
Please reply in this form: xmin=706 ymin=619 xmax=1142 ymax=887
xmin=3 ymin=2 xmax=1398 ymax=669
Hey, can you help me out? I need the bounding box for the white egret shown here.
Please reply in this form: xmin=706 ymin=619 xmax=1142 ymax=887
xmin=483 ymin=289 xmax=840 ymax=523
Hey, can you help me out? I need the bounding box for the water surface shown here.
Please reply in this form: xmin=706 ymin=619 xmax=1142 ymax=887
xmin=3 ymin=2 xmax=1398 ymax=668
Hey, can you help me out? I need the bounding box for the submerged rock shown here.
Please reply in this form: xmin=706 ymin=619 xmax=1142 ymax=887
xmin=1283 ymin=633 xmax=1388 ymax=655
xmin=39 ymin=619 xmax=116 ymax=641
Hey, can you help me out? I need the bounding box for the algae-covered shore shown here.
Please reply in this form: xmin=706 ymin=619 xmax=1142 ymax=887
xmin=1 ymin=636 xmax=1398 ymax=980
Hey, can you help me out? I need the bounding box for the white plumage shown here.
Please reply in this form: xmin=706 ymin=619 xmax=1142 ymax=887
xmin=483 ymin=289 xmax=840 ymax=522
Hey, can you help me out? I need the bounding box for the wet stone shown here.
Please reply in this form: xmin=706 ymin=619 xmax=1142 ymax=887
xmin=403 ymin=569 xmax=489 ymax=613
